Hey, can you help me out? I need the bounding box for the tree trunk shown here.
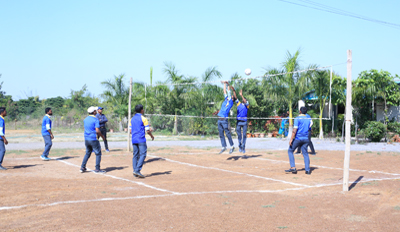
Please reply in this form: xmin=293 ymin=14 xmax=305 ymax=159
xmin=319 ymin=110 xmax=324 ymax=139
xmin=119 ymin=116 xmax=123 ymax=132
xmin=372 ymin=98 xmax=374 ymax=120
xmin=173 ymin=114 xmax=178 ymax=135
xmin=288 ymin=101 xmax=293 ymax=140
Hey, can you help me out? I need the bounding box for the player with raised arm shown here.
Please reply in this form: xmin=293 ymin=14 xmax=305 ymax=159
xmin=217 ymin=81 xmax=236 ymax=154
xmin=236 ymin=89 xmax=250 ymax=153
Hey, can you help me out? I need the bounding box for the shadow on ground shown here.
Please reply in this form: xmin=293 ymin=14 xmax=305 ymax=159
xmin=146 ymin=171 xmax=172 ymax=177
xmin=104 ymin=166 xmax=129 ymax=172
xmin=349 ymin=176 xmax=364 ymax=191
xmin=13 ymin=164 xmax=42 ymax=169
xmin=145 ymin=157 xmax=165 ymax=164
xmin=226 ymin=155 xmax=262 ymax=161
xmin=55 ymin=156 xmax=78 ymax=160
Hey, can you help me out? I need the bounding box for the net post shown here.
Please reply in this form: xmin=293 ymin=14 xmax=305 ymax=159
xmin=127 ymin=77 xmax=132 ymax=152
xmin=343 ymin=50 xmax=352 ymax=191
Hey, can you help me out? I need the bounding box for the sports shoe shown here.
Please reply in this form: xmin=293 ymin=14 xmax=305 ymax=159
xmin=229 ymin=147 xmax=235 ymax=154
xmin=135 ymin=171 xmax=145 ymax=178
xmin=305 ymin=170 xmax=311 ymax=175
xmin=106 ymin=149 xmax=110 ymax=152
xmin=0 ymin=165 xmax=7 ymax=170
xmin=94 ymin=169 xmax=106 ymax=174
xmin=285 ymin=168 xmax=297 ymax=174
xmin=218 ymin=148 xmax=227 ymax=154
xmin=239 ymin=148 xmax=243 ymax=153
xmin=41 ymin=155 xmax=51 ymax=161
xmin=80 ymin=167 xmax=87 ymax=173
xmin=242 ymin=149 xmax=246 ymax=154
xmin=133 ymin=171 xmax=139 ymax=177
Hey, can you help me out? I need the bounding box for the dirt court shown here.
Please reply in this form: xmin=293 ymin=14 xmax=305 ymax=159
xmin=1 ymin=146 xmax=400 ymax=231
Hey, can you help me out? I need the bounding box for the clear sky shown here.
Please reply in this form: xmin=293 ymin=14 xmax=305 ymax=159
xmin=1 ymin=0 xmax=399 ymax=100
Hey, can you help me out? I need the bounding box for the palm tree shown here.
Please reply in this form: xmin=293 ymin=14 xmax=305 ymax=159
xmin=264 ymin=49 xmax=309 ymax=136
xmin=309 ymin=70 xmax=330 ymax=139
xmin=101 ymin=74 xmax=129 ymax=131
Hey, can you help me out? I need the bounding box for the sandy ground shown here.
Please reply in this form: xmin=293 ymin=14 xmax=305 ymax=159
xmin=1 ymin=145 xmax=400 ymax=231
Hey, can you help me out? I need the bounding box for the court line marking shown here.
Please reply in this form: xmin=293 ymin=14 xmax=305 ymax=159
xmin=2 ymin=176 xmax=399 ymax=211
xmin=56 ymin=159 xmax=178 ymax=194
xmin=6 ymin=152 xmax=400 ymax=177
xmin=147 ymin=155 xmax=309 ymax=187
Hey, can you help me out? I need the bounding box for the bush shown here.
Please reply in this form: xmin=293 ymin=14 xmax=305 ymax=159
xmin=363 ymin=121 xmax=386 ymax=142
xmin=387 ymin=122 xmax=400 ymax=134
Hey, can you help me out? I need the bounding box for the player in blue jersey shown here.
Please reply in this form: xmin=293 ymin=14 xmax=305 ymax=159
xmin=0 ymin=107 xmax=8 ymax=170
xmin=285 ymin=107 xmax=312 ymax=175
xmin=129 ymin=104 xmax=154 ymax=178
xmin=217 ymin=81 xmax=236 ymax=154
xmin=236 ymin=89 xmax=249 ymax=153
xmin=80 ymin=106 xmax=106 ymax=173
xmin=40 ymin=108 xmax=54 ymax=161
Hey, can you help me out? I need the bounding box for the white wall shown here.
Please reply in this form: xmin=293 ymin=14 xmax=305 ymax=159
xmin=376 ymin=104 xmax=400 ymax=122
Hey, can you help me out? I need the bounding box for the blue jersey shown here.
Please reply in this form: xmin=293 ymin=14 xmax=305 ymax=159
xmin=129 ymin=113 xmax=150 ymax=144
xmin=294 ymin=114 xmax=311 ymax=140
xmin=0 ymin=116 xmax=4 ymax=140
xmin=96 ymin=113 xmax=108 ymax=127
xmin=41 ymin=115 xmax=52 ymax=136
xmin=236 ymin=100 xmax=249 ymax=121
xmin=217 ymin=93 xmax=233 ymax=118
xmin=84 ymin=115 xmax=100 ymax=141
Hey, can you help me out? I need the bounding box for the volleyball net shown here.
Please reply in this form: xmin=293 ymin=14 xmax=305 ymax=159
xmin=132 ymin=63 xmax=346 ymax=136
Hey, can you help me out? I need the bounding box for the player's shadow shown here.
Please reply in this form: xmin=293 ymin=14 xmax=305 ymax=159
xmin=13 ymin=164 xmax=42 ymax=169
xmin=145 ymin=157 xmax=165 ymax=164
xmin=55 ymin=156 xmax=78 ymax=160
xmin=104 ymin=166 xmax=129 ymax=172
xmin=349 ymin=176 xmax=364 ymax=191
xmin=146 ymin=171 xmax=172 ymax=177
xmin=296 ymin=167 xmax=319 ymax=172
xmin=227 ymin=155 xmax=262 ymax=161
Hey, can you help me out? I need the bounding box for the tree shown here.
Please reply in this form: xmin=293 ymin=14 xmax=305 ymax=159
xmin=101 ymin=74 xmax=129 ymax=131
xmin=309 ymin=70 xmax=330 ymax=138
xmin=264 ymin=49 xmax=310 ymax=135
xmin=331 ymin=75 xmax=347 ymax=141
xmin=358 ymin=69 xmax=400 ymax=125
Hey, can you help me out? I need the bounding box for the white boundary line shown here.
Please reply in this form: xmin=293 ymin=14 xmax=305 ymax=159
xmin=57 ymin=159 xmax=178 ymax=194
xmin=147 ymin=155 xmax=309 ymax=187
xmin=1 ymin=176 xmax=399 ymax=211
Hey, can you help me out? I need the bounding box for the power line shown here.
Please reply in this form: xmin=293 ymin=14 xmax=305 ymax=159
xmin=276 ymin=0 xmax=400 ymax=30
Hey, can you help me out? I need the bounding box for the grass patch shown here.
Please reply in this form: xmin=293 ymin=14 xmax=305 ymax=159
xmin=394 ymin=206 xmax=400 ymax=211
xmin=366 ymin=151 xmax=372 ymax=153
xmin=262 ymin=205 xmax=275 ymax=208
xmin=277 ymin=226 xmax=288 ymax=229
xmin=8 ymin=150 xmax=28 ymax=155
xmin=361 ymin=181 xmax=379 ymax=186
xmin=298 ymin=206 xmax=306 ymax=209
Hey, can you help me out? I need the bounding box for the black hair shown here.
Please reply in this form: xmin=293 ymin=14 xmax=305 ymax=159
xmin=135 ymin=104 xmax=144 ymax=113
xmin=232 ymin=96 xmax=237 ymax=102
xmin=300 ymin=106 xmax=307 ymax=114
xmin=0 ymin=107 xmax=5 ymax=115
xmin=45 ymin=107 xmax=52 ymax=114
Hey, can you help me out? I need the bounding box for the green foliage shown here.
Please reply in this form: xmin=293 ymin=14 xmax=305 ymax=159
xmin=363 ymin=121 xmax=386 ymax=142
xmin=387 ymin=122 xmax=400 ymax=134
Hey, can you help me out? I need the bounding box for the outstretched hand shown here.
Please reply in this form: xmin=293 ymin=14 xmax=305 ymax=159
xmin=239 ymin=89 xmax=243 ymax=96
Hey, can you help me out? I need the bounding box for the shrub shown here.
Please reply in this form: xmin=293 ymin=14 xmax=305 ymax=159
xmin=363 ymin=121 xmax=386 ymax=142
xmin=387 ymin=122 xmax=400 ymax=134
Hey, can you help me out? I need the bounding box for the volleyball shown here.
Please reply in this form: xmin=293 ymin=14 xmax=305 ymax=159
xmin=245 ymin=68 xmax=252 ymax=76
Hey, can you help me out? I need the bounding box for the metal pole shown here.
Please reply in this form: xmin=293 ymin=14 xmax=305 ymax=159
xmin=343 ymin=50 xmax=352 ymax=191
xmin=329 ymin=66 xmax=333 ymax=119
xmin=127 ymin=77 xmax=132 ymax=152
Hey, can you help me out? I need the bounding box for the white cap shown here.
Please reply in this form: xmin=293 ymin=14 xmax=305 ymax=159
xmin=87 ymin=106 xmax=97 ymax=113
